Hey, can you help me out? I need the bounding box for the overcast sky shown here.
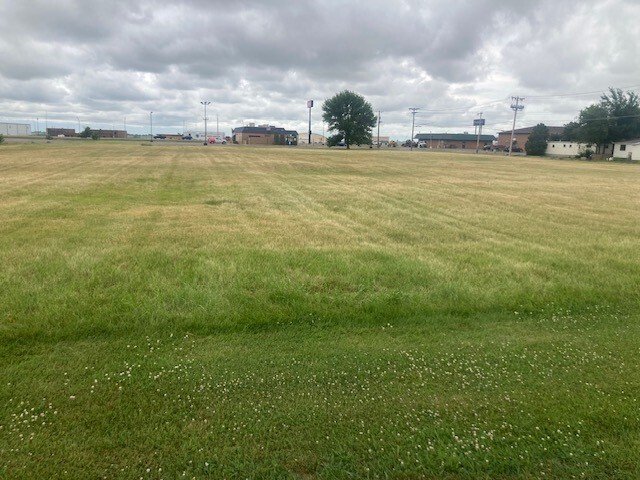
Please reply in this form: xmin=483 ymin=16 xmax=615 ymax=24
xmin=1 ymin=0 xmax=639 ymax=139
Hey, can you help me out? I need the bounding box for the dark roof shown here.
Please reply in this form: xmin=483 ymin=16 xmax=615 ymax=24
xmin=233 ymin=126 xmax=297 ymax=135
xmin=414 ymin=133 xmax=496 ymax=142
xmin=498 ymin=126 xmax=565 ymax=135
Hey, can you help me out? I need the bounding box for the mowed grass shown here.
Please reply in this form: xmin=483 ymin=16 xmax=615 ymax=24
xmin=0 ymin=142 xmax=639 ymax=479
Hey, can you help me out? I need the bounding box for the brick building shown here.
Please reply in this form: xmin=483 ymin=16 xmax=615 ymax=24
xmin=232 ymin=125 xmax=298 ymax=145
xmin=497 ymin=126 xmax=564 ymax=149
xmin=47 ymin=128 xmax=76 ymax=137
xmin=90 ymin=129 xmax=127 ymax=139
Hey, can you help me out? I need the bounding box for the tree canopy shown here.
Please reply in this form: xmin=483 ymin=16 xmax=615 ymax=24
xmin=322 ymin=91 xmax=376 ymax=149
xmin=563 ymin=88 xmax=640 ymax=147
xmin=524 ymin=123 xmax=549 ymax=156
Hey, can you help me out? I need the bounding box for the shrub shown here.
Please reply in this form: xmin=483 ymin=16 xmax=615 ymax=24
xmin=578 ymin=148 xmax=594 ymax=159
xmin=0 ymin=134 xmax=4 ymax=144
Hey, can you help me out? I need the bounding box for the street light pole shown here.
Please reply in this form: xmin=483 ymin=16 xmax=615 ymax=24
xmin=307 ymin=100 xmax=313 ymax=145
xmin=150 ymin=112 xmax=153 ymax=141
xmin=201 ymin=101 xmax=211 ymax=145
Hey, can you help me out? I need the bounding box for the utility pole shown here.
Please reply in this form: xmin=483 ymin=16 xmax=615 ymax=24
xmin=377 ymin=111 xmax=381 ymax=148
xmin=201 ymin=101 xmax=211 ymax=145
xmin=150 ymin=111 xmax=153 ymax=141
xmin=124 ymin=117 xmax=127 ymax=134
xmin=509 ymin=97 xmax=524 ymax=156
xmin=409 ymin=108 xmax=419 ymax=151
xmin=475 ymin=112 xmax=483 ymax=154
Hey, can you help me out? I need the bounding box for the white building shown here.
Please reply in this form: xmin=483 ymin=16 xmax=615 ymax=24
xmin=546 ymin=141 xmax=589 ymax=157
xmin=298 ymin=132 xmax=327 ymax=145
xmin=0 ymin=122 xmax=31 ymax=136
xmin=613 ymin=139 xmax=640 ymax=160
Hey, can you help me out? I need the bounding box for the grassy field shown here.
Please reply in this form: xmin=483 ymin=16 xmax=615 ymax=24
xmin=1 ymin=142 xmax=639 ymax=479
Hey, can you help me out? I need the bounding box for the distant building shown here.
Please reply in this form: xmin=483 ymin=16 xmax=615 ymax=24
xmin=613 ymin=139 xmax=640 ymax=160
xmin=1 ymin=122 xmax=32 ymax=136
xmin=414 ymin=133 xmax=496 ymax=149
xmin=298 ymin=133 xmax=327 ymax=145
xmin=47 ymin=128 xmax=77 ymax=137
xmin=497 ymin=126 xmax=564 ymax=149
xmin=545 ymin=141 xmax=589 ymax=157
xmin=372 ymin=135 xmax=390 ymax=146
xmin=232 ymin=124 xmax=298 ymax=145
xmin=90 ymin=129 xmax=127 ymax=139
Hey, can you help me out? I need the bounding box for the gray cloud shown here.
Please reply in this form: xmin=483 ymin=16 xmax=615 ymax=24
xmin=1 ymin=0 xmax=639 ymax=138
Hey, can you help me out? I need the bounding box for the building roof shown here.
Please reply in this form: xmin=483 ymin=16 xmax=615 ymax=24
xmin=498 ymin=126 xmax=565 ymax=135
xmin=414 ymin=133 xmax=496 ymax=142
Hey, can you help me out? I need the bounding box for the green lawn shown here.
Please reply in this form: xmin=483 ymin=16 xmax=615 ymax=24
xmin=1 ymin=142 xmax=639 ymax=479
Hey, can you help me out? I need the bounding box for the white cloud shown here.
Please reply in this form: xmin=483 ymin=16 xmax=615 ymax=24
xmin=1 ymin=0 xmax=639 ymax=138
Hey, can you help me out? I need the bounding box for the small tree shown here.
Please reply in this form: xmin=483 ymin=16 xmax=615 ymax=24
xmin=524 ymin=123 xmax=549 ymax=156
xmin=79 ymin=126 xmax=92 ymax=138
xmin=91 ymin=132 xmax=100 ymax=140
xmin=322 ymin=90 xmax=376 ymax=149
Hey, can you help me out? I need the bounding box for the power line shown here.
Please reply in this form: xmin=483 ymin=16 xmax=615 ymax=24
xmin=525 ymin=84 xmax=640 ymax=99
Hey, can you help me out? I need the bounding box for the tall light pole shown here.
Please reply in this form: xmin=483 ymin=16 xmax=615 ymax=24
xmin=409 ymin=107 xmax=419 ymax=151
xmin=307 ymin=100 xmax=313 ymax=145
xmin=377 ymin=111 xmax=381 ymax=148
xmin=201 ymin=101 xmax=211 ymax=145
xmin=509 ymin=97 xmax=524 ymax=156
xmin=150 ymin=111 xmax=153 ymax=141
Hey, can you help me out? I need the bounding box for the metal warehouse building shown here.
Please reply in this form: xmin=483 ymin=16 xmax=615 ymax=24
xmin=0 ymin=122 xmax=32 ymax=136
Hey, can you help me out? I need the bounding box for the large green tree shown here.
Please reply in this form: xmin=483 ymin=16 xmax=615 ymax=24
xmin=600 ymin=88 xmax=640 ymax=141
xmin=524 ymin=123 xmax=549 ymax=156
xmin=322 ymin=90 xmax=376 ymax=149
